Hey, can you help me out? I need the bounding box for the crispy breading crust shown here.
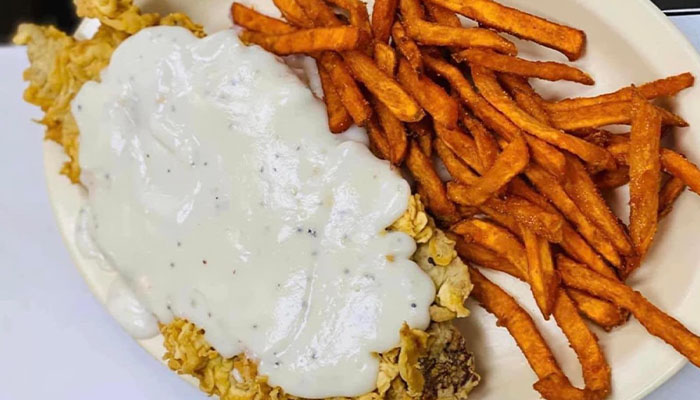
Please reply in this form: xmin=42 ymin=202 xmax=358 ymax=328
xmin=15 ymin=0 xmax=479 ymax=397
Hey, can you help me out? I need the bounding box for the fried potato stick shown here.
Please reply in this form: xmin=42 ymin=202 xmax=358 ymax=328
xmin=594 ymin=166 xmax=630 ymax=190
xmin=435 ymin=138 xmax=480 ymax=185
xmin=558 ymin=255 xmax=700 ymax=368
xmin=546 ymin=72 xmax=695 ymax=112
xmin=483 ymin=196 xmax=564 ymax=243
xmin=471 ymin=65 xmax=615 ymax=170
xmin=399 ymin=0 xmax=516 ymax=54
xmin=319 ymin=51 xmax=372 ymax=125
xmin=454 ymin=48 xmax=594 ymax=85
xmin=469 ymin=267 xmax=583 ymax=400
xmin=608 ymin=139 xmax=700 ymax=196
xmin=232 ymin=3 xmax=297 ymax=34
xmin=452 ymin=218 xmax=528 ymax=273
xmin=523 ymin=228 xmax=559 ymax=319
xmin=525 ymin=164 xmax=622 ymax=268
xmin=551 ymin=290 xmax=611 ymax=397
xmin=562 ymin=155 xmax=634 ymax=257
xmin=423 ymin=0 xmax=586 ymax=60
xmin=462 ymin=112 xmax=500 ymax=169
xmin=373 ymin=42 xmax=397 ymax=76
xmin=344 ymin=50 xmax=425 ymax=122
xmin=567 ymin=288 xmax=627 ymax=331
xmin=628 ymin=95 xmax=662 ymax=262
xmin=548 ymin=100 xmax=688 ymax=131
xmin=371 ymin=0 xmax=399 ymax=42
xmin=422 ymin=55 xmax=567 ymax=178
xmin=326 ymin=0 xmax=372 ymax=36
xmin=398 ymin=57 xmax=459 ymax=128
xmin=392 ymin=21 xmax=423 ymax=74
xmin=446 ymin=136 xmax=529 ymax=206
xmin=658 ymin=177 xmax=686 ymax=219
xmin=406 ymin=140 xmax=457 ymax=217
xmin=499 ymin=73 xmax=552 ymax=124
xmin=367 ymin=115 xmax=392 ymax=160
xmin=317 ymin=62 xmax=353 ymax=133
xmin=272 ymin=0 xmax=315 ymax=27
xmin=424 ymin=2 xmax=461 ymax=26
xmin=239 ymin=26 xmax=365 ymax=55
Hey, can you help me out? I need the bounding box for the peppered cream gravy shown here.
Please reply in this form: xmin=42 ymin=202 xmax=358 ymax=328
xmin=73 ymin=27 xmax=434 ymax=398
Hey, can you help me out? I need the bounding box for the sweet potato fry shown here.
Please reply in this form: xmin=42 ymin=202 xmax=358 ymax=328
xmin=326 ymin=0 xmax=372 ymax=36
xmin=548 ymin=100 xmax=688 ymax=131
xmin=454 ymin=238 xmax=523 ymax=278
xmin=399 ymin=0 xmax=516 ymax=54
xmin=660 ymin=149 xmax=700 ymax=196
xmin=469 ymin=267 xmax=578 ymax=397
xmin=659 ymin=177 xmax=686 ymax=219
xmin=523 ymin=228 xmax=559 ymax=319
xmin=452 ymin=218 xmax=528 ymax=274
xmin=422 ymin=54 xmax=567 ymax=178
xmin=462 ymin=113 xmax=499 ymax=169
xmin=567 ymin=288 xmax=627 ymax=331
xmin=435 ymin=138 xmax=479 ymax=184
xmin=373 ymin=42 xmax=397 ymax=75
xmin=551 ymin=290 xmax=611 ymax=397
xmin=471 ymin=65 xmax=615 ymax=170
xmin=424 ymin=2 xmax=461 ymax=26
xmin=628 ymin=94 xmax=662 ymax=262
xmin=456 ymin=232 xmax=625 ymax=330
xmin=423 ymin=0 xmax=586 ymax=60
xmin=417 ymin=132 xmax=433 ymax=157
xmin=406 ymin=140 xmax=457 ymax=217
xmin=232 ymin=3 xmax=297 ymax=34
xmin=392 ymin=22 xmax=423 ymax=74
xmin=559 ymin=224 xmax=619 ymax=281
xmin=558 ymin=255 xmax=700 ymax=368
xmin=607 ymin=138 xmax=700 ymax=195
xmin=533 ymin=373 xmax=589 ymax=400
xmin=546 ymin=72 xmax=695 ymax=112
xmin=317 ymin=62 xmax=353 ymax=133
xmin=525 ymin=164 xmax=622 ymax=268
xmin=272 ymin=0 xmax=315 ymax=27
xmin=374 ymin=98 xmax=408 ymax=164
xmin=562 ymin=154 xmax=634 ymax=256
xmin=398 ymin=57 xmax=458 ymax=128
xmin=319 ymin=51 xmax=372 ymax=125
xmin=239 ymin=26 xmax=365 ymax=55
xmin=446 ymin=136 xmax=529 ymax=206
xmin=434 ymin=123 xmax=483 ymax=172
xmin=485 ymin=196 xmax=564 ymax=243
xmin=295 ymin=0 xmax=343 ymax=26
xmin=367 ymin=115 xmax=392 ymax=160
xmin=372 ymin=0 xmax=399 ymax=42
xmin=343 ymin=50 xmax=425 ymax=122
xmin=455 ymin=48 xmax=594 ymax=85
xmin=499 ymin=73 xmax=552 ymax=124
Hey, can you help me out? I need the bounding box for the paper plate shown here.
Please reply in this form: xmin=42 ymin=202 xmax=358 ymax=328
xmin=47 ymin=0 xmax=700 ymax=398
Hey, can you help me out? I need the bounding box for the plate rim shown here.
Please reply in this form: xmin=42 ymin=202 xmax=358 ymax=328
xmin=44 ymin=0 xmax=700 ymax=398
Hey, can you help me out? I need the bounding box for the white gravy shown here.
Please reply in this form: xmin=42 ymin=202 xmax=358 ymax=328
xmin=73 ymin=27 xmax=434 ymax=398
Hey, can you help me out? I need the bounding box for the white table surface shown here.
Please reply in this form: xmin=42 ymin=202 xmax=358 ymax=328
xmin=2 ymin=16 xmax=700 ymax=400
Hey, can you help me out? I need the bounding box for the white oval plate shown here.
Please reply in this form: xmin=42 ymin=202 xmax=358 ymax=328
xmin=46 ymin=0 xmax=700 ymax=399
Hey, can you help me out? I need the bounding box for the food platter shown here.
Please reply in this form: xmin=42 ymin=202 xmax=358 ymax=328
xmin=44 ymin=0 xmax=700 ymax=399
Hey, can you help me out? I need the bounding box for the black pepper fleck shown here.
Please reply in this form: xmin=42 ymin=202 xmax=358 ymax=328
xmin=307 ymin=229 xmax=317 ymax=237
xmin=296 ymin=227 xmax=303 ymax=233
xmin=171 ymin=105 xmax=176 ymax=112
xmin=208 ymin=312 xmax=212 ymax=318
xmin=252 ymin=324 xmax=258 ymax=329
xmin=177 ymin=241 xmax=182 ymax=247
xmin=203 ymin=162 xmax=208 ymax=166
xmin=311 ymin=352 xmax=317 ymax=360
xmin=273 ymin=168 xmax=277 ymax=172
xmin=202 ymin=259 xmax=208 ymax=265
xmin=170 ymin=262 xmax=175 ymax=268
xmin=167 ymin=169 xmax=171 ymax=173
xmin=311 ymin=251 xmax=318 ymax=256
xmin=260 ymin=166 xmax=264 ymax=173
xmin=232 ymin=269 xmax=237 ymax=275
xmin=77 ymin=104 xmax=83 ymax=111
xmin=343 ymin=268 xmax=350 ymax=275
xmin=274 ymin=362 xmax=280 ymax=367
xmin=411 ymin=303 xmax=417 ymax=308
xmin=427 ymin=257 xmax=436 ymax=266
